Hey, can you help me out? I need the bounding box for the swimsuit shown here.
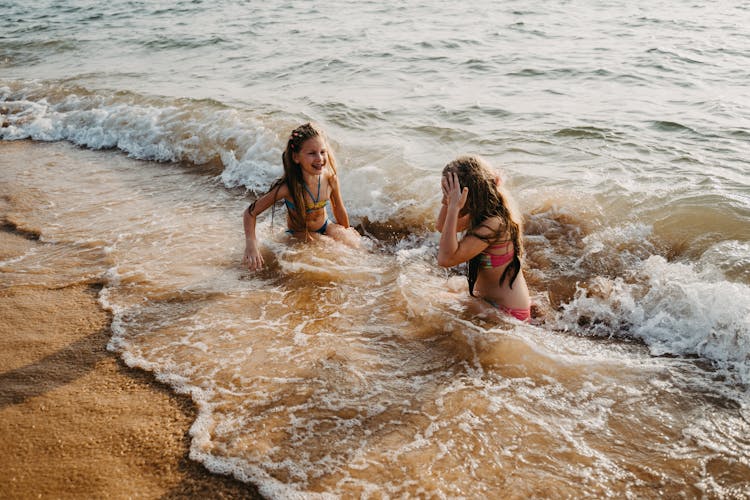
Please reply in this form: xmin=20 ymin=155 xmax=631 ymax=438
xmin=479 ymin=241 xmax=514 ymax=268
xmin=283 ymin=175 xmax=329 ymax=213
xmin=285 ymin=219 xmax=330 ymax=235
xmin=479 ymin=241 xmax=530 ymax=321
xmin=284 ymin=176 xmax=330 ymax=234
xmin=484 ymin=298 xmax=531 ymax=322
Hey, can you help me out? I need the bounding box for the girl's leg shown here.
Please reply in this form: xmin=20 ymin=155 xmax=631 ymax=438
xmin=324 ymin=222 xmax=361 ymax=248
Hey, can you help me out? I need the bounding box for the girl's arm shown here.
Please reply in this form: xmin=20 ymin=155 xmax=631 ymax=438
xmin=436 ymin=202 xmax=470 ymax=232
xmin=436 ymin=175 xmax=469 ymax=232
xmin=243 ymin=184 xmax=288 ymax=271
xmin=328 ymin=173 xmax=350 ymax=228
xmin=437 ymin=172 xmax=488 ymax=267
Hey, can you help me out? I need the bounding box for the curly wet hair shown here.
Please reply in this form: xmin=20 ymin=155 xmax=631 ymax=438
xmin=442 ymin=155 xmax=524 ymax=294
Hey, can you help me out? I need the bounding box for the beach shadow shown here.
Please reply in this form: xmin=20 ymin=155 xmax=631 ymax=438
xmin=0 ymin=318 xmax=266 ymax=498
xmin=0 ymin=327 xmax=110 ymax=408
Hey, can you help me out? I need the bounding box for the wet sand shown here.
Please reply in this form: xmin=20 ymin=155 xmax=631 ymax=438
xmin=0 ymin=182 xmax=262 ymax=498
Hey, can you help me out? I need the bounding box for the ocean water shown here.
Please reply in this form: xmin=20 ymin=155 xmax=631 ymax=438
xmin=2 ymin=0 xmax=750 ymax=497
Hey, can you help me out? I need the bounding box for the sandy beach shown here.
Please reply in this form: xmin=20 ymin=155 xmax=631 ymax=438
xmin=0 ymin=182 xmax=262 ymax=498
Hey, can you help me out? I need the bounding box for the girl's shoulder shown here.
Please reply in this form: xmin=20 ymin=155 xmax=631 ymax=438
xmin=324 ymin=166 xmax=340 ymax=186
xmin=273 ymin=180 xmax=291 ymax=199
xmin=472 ymin=215 xmax=506 ymax=239
xmin=324 ymin=164 xmax=338 ymax=178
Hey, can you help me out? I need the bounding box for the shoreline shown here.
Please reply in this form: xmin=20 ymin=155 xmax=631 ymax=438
xmin=0 ymin=218 xmax=262 ymax=497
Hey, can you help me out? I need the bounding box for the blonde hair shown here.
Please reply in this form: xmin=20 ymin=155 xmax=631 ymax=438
xmin=442 ymin=155 xmax=524 ymax=293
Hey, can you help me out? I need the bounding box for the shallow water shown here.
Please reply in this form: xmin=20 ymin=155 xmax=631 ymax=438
xmin=2 ymin=140 xmax=748 ymax=497
xmin=2 ymin=0 xmax=750 ymax=497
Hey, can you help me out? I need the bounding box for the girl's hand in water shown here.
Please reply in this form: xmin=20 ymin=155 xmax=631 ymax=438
xmin=443 ymin=172 xmax=468 ymax=211
xmin=243 ymin=241 xmax=264 ymax=271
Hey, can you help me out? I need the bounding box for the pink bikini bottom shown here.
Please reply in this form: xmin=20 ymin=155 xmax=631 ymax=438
xmin=484 ymin=299 xmax=531 ymax=322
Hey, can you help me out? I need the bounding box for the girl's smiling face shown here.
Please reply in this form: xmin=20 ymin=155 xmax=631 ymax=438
xmin=293 ymin=135 xmax=328 ymax=176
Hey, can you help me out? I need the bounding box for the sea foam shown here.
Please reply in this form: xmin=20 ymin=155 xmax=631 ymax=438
xmin=1 ymin=82 xmax=280 ymax=193
xmin=554 ymin=254 xmax=750 ymax=384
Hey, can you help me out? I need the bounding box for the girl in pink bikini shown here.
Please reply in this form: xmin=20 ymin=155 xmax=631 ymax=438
xmin=436 ymin=155 xmax=531 ymax=322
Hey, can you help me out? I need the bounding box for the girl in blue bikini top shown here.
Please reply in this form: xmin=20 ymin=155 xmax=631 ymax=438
xmin=242 ymin=122 xmax=360 ymax=271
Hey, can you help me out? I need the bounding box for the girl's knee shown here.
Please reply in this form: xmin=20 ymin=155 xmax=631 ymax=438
xmin=327 ymin=224 xmax=361 ymax=247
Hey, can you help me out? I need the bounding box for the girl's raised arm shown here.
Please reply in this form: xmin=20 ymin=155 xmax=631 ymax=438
xmin=436 ymin=203 xmax=470 ymax=233
xmin=436 ymin=174 xmax=471 ymax=233
xmin=437 ymin=172 xmax=488 ymax=267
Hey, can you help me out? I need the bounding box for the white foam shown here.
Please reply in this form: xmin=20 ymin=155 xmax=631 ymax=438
xmin=1 ymin=82 xmax=280 ymax=193
xmin=554 ymin=255 xmax=750 ymax=384
xmin=574 ymin=222 xmax=655 ymax=271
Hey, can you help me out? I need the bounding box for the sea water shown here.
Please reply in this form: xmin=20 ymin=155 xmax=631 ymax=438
xmin=2 ymin=0 xmax=749 ymax=497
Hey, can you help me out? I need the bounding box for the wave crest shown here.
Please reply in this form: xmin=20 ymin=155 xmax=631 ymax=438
xmin=1 ymin=80 xmax=280 ymax=192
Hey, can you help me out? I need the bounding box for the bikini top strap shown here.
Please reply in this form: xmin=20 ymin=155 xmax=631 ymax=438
xmin=303 ymin=175 xmax=321 ymax=203
xmin=483 ymin=240 xmax=513 ymax=255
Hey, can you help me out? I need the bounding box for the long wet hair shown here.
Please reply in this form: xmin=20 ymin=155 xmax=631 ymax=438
xmin=248 ymin=122 xmax=338 ymax=232
xmin=442 ymin=155 xmax=524 ymax=295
